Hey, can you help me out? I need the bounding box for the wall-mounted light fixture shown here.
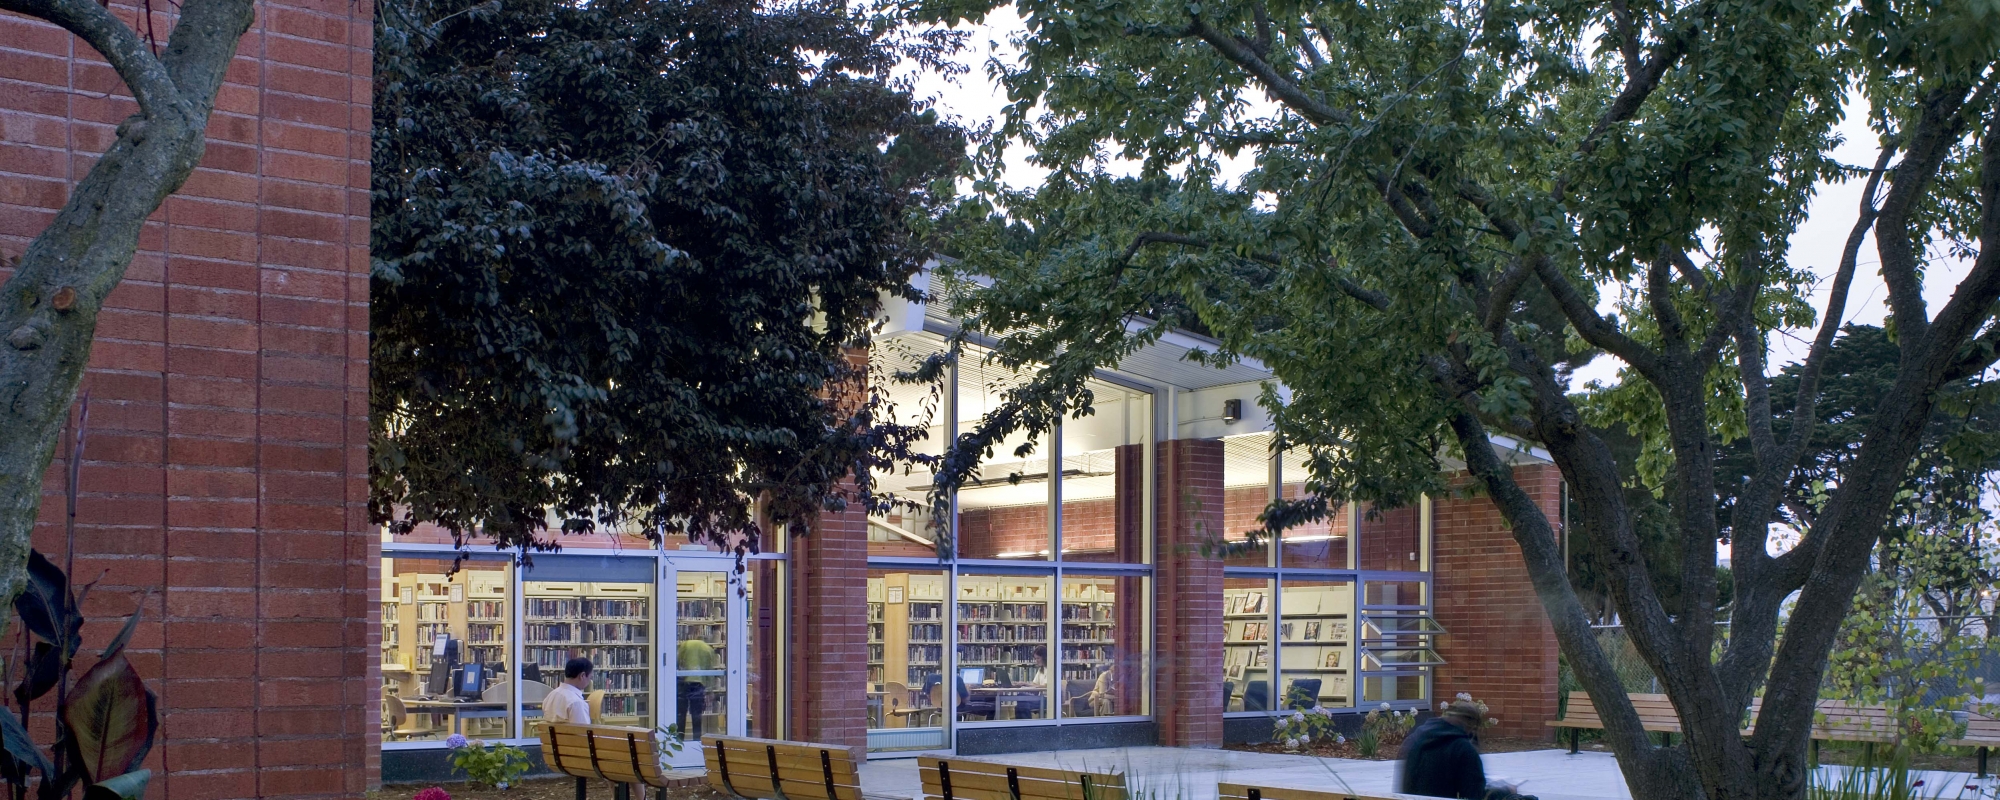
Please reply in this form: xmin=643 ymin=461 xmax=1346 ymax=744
xmin=1221 ymin=398 xmax=1243 ymax=423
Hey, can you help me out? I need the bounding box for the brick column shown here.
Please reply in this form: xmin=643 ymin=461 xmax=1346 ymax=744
xmin=787 ymin=502 xmax=869 ymax=746
xmin=1431 ymin=464 xmax=1563 ymax=739
xmin=1153 ymin=438 xmax=1224 ymax=747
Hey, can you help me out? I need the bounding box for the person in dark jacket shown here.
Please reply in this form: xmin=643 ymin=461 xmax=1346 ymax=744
xmin=1396 ymin=701 xmax=1495 ymax=800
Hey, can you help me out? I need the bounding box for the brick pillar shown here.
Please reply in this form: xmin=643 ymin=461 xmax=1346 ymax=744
xmin=1431 ymin=464 xmax=1563 ymax=739
xmin=1153 ymin=438 xmax=1224 ymax=747
xmin=785 ymin=347 xmax=872 ymax=747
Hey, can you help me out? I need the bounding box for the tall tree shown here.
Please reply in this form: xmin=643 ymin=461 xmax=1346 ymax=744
xmin=910 ymin=0 xmax=1999 ymax=799
xmin=370 ymin=0 xmax=964 ymax=554
xmin=0 ymin=0 xmax=255 ymax=613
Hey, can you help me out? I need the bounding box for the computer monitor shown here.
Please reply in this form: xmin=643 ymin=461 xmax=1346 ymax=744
xmin=456 ymin=662 xmax=485 ymax=699
xmin=522 ymin=663 xmax=542 ymax=684
xmin=425 ymin=637 xmax=460 ymax=696
xmin=959 ymin=667 xmax=985 ymax=687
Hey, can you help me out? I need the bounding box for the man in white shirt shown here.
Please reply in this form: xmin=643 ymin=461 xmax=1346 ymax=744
xmin=542 ymin=657 xmax=593 ymax=725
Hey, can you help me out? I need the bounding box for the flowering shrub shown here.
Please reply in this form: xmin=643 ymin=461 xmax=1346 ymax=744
xmin=1355 ymin=703 xmax=1417 ymax=757
xmin=1436 ymin=693 xmax=1499 ymax=729
xmin=450 ymin=738 xmax=531 ymax=790
xmin=1271 ymin=706 xmax=1341 ymax=749
xmin=445 ymin=734 xmax=469 ymax=749
xmin=414 ymin=788 xmax=451 ymax=800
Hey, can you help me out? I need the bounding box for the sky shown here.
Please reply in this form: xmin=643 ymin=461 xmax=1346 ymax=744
xmin=906 ymin=17 xmax=1983 ymax=563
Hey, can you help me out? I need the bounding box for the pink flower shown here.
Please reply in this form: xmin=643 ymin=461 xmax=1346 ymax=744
xmin=415 ymin=787 xmax=451 ymax=800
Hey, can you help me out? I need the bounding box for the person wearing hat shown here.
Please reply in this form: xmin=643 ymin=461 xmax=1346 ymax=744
xmin=1397 ymin=701 xmax=1510 ymax=800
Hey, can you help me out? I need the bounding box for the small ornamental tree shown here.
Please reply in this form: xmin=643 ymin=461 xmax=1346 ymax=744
xmin=906 ymin=0 xmax=2000 ymax=799
xmin=370 ymin=0 xmax=966 ymax=554
xmin=0 ymin=0 xmax=255 ymax=629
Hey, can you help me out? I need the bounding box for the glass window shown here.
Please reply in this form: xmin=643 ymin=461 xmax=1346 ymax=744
xmin=381 ymin=557 xmax=516 ymax=741
xmin=1279 ymin=579 xmax=1353 ymax=710
xmin=1060 ymin=574 xmax=1146 ymax=717
xmin=870 ymin=339 xmax=951 ymax=559
xmin=1221 ymin=577 xmax=1275 ymax=712
xmin=1058 ymin=380 xmax=1149 ymax=563
xmin=958 ymin=360 xmax=1052 ymax=561
xmin=955 ymin=573 xmax=1053 ymax=721
xmin=1364 ymin=580 xmax=1427 ymax=607
xmin=1359 ymin=502 xmax=1422 ymax=571
xmin=1221 ymin=435 xmax=1275 ymax=568
xmin=867 ymin=568 xmax=950 ymax=750
xmin=524 ymin=562 xmax=656 ymax=733
xmin=1363 ymin=674 xmax=1429 ymax=703
xmin=1279 ymin=448 xmax=1351 ymax=569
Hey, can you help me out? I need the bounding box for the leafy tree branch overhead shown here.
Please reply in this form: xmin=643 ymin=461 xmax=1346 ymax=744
xmin=369 ymin=0 xmax=967 ymax=556
xmin=909 ymin=0 xmax=1999 ymax=798
xmin=0 ymin=0 xmax=255 ymax=623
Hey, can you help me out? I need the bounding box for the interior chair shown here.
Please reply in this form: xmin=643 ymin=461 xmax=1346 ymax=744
xmin=955 ymin=676 xmax=995 ymax=721
xmin=1223 ymin=681 xmax=1236 ymax=713
xmin=1243 ymin=680 xmax=1269 ymax=712
xmin=518 ymin=680 xmax=553 ymax=704
xmin=383 ymin=695 xmax=433 ymax=741
xmin=1063 ymin=679 xmax=1095 ymax=717
xmin=1286 ymin=678 xmax=1322 ymax=710
xmin=884 ymin=681 xmax=911 ymax=728
xmin=587 ymin=689 xmax=606 ymax=723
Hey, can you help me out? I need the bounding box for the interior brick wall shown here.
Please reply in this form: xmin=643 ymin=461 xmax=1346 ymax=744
xmin=0 ymin=0 xmax=374 ymax=796
xmin=1431 ymin=464 xmax=1563 ymax=739
xmin=1153 ymin=438 xmax=1223 ymax=747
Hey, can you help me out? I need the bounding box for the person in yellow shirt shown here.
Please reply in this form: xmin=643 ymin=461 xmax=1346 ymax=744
xmin=677 ymin=638 xmax=719 ymax=737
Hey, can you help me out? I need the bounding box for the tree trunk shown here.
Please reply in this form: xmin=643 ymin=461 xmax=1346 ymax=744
xmin=0 ymin=0 xmax=255 ymax=618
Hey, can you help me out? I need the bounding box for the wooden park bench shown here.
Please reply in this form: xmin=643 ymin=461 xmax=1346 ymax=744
xmin=1745 ymin=698 xmax=1899 ymax=762
xmin=1219 ymin=782 xmax=1412 ymax=800
xmin=539 ymin=722 xmax=680 ymax=800
xmin=1947 ymin=713 xmax=2000 ymax=777
xmin=919 ymin=756 xmax=1126 ymax=800
xmin=704 ymin=734 xmax=873 ymax=800
xmin=1545 ymin=691 xmax=1684 ymax=753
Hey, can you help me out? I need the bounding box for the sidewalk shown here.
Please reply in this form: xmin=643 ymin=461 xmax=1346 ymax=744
xmin=857 ymin=746 xmax=1995 ymax=800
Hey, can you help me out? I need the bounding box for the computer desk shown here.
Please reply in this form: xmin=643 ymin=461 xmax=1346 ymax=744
xmin=400 ymin=698 xmax=544 ymax=735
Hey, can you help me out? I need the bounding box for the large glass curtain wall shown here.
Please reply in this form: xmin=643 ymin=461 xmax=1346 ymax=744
xmin=1219 ymin=433 xmax=1437 ymax=717
xmin=379 ymin=546 xmax=787 ymax=751
xmin=866 ymin=337 xmax=1154 ymax=752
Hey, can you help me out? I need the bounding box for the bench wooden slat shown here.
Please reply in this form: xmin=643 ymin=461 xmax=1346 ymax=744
xmin=1218 ymin=783 xmax=1401 ymax=800
xmin=538 ymin=723 xmax=672 ymax=789
xmin=918 ymin=756 xmax=1126 ymax=800
xmin=1547 ymin=692 xmax=1682 ymax=733
xmin=705 ymin=734 xmax=868 ymax=800
xmin=921 ymin=771 xmax=1119 ymax=800
xmin=1948 ymin=714 xmax=2000 ymax=747
xmin=1743 ymin=698 xmax=1899 ymax=743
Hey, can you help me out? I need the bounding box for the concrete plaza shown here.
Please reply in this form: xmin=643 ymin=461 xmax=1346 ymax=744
xmin=857 ymin=746 xmax=1995 ymax=800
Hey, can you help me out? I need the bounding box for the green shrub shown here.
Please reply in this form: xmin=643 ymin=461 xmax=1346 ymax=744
xmin=450 ymin=740 xmax=530 ymax=790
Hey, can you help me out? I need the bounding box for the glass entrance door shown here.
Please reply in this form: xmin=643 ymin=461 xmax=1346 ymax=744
xmin=663 ymin=557 xmax=745 ymax=767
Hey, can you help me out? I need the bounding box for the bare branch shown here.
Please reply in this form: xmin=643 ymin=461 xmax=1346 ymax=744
xmin=1531 ymin=256 xmax=1667 ymax=380
xmin=1606 ymin=0 xmax=1644 ymax=81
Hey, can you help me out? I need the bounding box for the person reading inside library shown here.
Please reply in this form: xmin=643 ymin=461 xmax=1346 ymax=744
xmin=678 ymin=637 xmax=718 ymax=737
xmin=1006 ymin=645 xmax=1049 ymax=719
xmin=544 ymin=657 xmax=593 ymax=725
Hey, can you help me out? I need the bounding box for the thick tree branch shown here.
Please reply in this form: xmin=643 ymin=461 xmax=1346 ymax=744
xmin=1873 ymin=85 xmax=1976 ymax=347
xmin=0 ymin=0 xmax=182 ymax=119
xmin=1531 ymin=256 xmax=1667 ymax=380
xmin=1187 ymin=16 xmax=1350 ymax=126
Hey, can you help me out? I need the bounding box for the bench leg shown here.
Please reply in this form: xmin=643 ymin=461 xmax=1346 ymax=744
xmin=577 ymin=777 xmax=589 ymax=800
xmin=1569 ymin=728 xmax=1579 ymax=755
xmin=614 ymin=784 xmax=631 ymax=800
xmin=1979 ymin=746 xmax=1988 ymax=778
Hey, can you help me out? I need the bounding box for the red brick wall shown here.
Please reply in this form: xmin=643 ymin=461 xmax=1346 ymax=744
xmin=1153 ymin=438 xmax=1223 ymax=746
xmin=786 ymin=349 xmax=874 ymax=747
xmin=1431 ymin=465 xmax=1562 ymax=739
xmin=1 ymin=0 xmax=373 ymax=796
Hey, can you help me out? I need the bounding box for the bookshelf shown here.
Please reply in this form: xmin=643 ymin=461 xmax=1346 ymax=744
xmin=1222 ymin=585 xmax=1273 ymax=704
xmin=865 ymin=573 xmax=946 ymax=705
xmin=1277 ymin=583 xmax=1353 ymax=706
xmin=526 ymin=580 xmax=653 ymax=726
xmin=954 ymin=575 xmax=1048 ymax=686
xmin=1058 ymin=579 xmax=1118 ymax=682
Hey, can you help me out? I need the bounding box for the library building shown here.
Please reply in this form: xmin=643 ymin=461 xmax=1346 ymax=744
xmin=376 ymin=283 xmax=1569 ymax=780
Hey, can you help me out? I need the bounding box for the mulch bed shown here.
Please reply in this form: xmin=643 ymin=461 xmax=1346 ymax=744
xmin=379 ymin=777 xmax=724 ymax=800
xmin=1226 ymin=736 xmax=1562 ymax=760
